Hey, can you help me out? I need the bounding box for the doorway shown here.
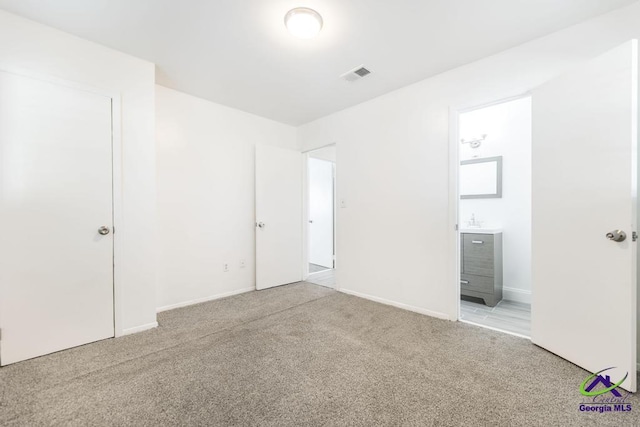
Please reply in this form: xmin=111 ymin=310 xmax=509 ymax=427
xmin=449 ymin=42 xmax=639 ymax=393
xmin=456 ymin=96 xmax=532 ymax=338
xmin=305 ymin=145 xmax=336 ymax=288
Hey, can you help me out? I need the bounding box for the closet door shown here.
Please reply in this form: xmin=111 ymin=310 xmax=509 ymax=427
xmin=531 ymin=41 xmax=637 ymax=391
xmin=0 ymin=71 xmax=114 ymax=365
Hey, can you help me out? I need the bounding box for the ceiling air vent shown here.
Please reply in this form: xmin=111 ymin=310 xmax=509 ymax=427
xmin=341 ymin=65 xmax=372 ymax=82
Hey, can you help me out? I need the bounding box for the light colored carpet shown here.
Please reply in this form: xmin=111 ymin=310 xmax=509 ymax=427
xmin=1 ymin=282 xmax=638 ymax=426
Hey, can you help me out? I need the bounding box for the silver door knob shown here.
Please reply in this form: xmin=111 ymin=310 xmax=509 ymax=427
xmin=98 ymin=226 xmax=110 ymax=235
xmin=606 ymin=230 xmax=626 ymax=242
xmin=257 ymin=222 xmax=265 ymax=229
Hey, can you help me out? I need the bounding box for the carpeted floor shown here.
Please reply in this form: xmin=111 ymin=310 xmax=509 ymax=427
xmin=1 ymin=282 xmax=638 ymax=426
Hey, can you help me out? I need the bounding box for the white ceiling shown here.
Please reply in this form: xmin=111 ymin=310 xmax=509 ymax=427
xmin=0 ymin=0 xmax=634 ymax=125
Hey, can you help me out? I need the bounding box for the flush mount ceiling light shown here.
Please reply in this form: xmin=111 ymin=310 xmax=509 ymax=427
xmin=284 ymin=7 xmax=323 ymax=39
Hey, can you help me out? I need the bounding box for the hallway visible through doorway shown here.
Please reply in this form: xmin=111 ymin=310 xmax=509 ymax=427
xmin=306 ymin=145 xmax=336 ymax=289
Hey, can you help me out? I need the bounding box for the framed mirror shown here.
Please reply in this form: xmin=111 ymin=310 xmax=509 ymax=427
xmin=460 ymin=156 xmax=502 ymax=199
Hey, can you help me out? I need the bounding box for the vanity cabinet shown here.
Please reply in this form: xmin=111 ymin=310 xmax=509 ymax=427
xmin=460 ymin=232 xmax=503 ymax=306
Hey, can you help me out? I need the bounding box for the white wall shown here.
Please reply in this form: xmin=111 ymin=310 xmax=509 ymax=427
xmin=309 ymin=146 xmax=337 ymax=162
xmin=156 ymin=86 xmax=297 ymax=311
xmin=0 ymin=10 xmax=157 ymax=334
xmin=297 ymin=2 xmax=640 ymax=321
xmin=459 ymin=97 xmax=532 ymax=303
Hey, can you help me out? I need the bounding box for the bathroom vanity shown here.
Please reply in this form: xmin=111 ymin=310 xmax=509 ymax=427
xmin=460 ymin=229 xmax=503 ymax=306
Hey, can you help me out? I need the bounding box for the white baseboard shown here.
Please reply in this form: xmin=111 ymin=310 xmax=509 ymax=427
xmin=503 ymin=287 xmax=532 ymax=304
xmin=156 ymin=287 xmax=254 ymax=313
xmin=122 ymin=321 xmax=158 ymax=336
xmin=339 ymin=288 xmax=451 ymax=321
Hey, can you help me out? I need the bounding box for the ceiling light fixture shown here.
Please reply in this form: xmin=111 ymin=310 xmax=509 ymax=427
xmin=284 ymin=7 xmax=323 ymax=39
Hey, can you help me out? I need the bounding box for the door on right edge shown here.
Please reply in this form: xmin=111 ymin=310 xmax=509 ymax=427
xmin=531 ymin=40 xmax=637 ymax=392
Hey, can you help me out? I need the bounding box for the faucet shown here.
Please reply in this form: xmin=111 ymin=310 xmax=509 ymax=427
xmin=468 ymin=213 xmax=481 ymax=228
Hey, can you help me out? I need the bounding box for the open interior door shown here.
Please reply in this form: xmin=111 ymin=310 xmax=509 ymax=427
xmin=255 ymin=145 xmax=303 ymax=290
xmin=532 ymin=40 xmax=638 ymax=392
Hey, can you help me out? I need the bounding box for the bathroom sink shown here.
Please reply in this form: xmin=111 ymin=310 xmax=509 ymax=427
xmin=459 ymin=228 xmax=502 ymax=234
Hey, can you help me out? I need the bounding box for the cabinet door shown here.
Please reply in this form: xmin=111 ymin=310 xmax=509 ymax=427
xmin=462 ymin=234 xmax=494 ymax=277
xmin=460 ymin=274 xmax=494 ymax=293
xmin=460 ymin=234 xmax=465 ymax=274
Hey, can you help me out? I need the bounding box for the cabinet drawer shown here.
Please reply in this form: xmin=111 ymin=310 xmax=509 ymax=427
xmin=462 ymin=234 xmax=494 ymax=277
xmin=460 ymin=274 xmax=494 ymax=293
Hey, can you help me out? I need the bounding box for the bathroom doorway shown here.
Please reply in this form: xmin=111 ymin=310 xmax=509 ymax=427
xmin=305 ymin=145 xmax=336 ymax=288
xmin=455 ymin=95 xmax=532 ymax=338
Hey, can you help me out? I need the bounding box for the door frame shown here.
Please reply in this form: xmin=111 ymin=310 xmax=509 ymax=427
xmin=0 ymin=66 xmax=125 ymax=338
xmin=302 ymin=143 xmax=337 ymax=289
xmin=447 ymin=92 xmax=531 ymax=334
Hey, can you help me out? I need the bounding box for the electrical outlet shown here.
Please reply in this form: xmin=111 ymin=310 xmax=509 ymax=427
xmin=223 ymin=263 xmax=229 ymax=272
xmin=239 ymin=259 xmax=246 ymax=269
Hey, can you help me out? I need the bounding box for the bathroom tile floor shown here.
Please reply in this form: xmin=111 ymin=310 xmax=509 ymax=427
xmin=460 ymin=297 xmax=531 ymax=337
xmin=306 ymin=268 xmax=335 ymax=288
xmin=309 ymin=263 xmax=330 ymax=273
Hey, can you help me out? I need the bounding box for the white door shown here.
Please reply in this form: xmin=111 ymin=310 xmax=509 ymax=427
xmin=0 ymin=72 xmax=114 ymax=366
xmin=308 ymin=157 xmax=334 ymax=269
xmin=531 ymin=41 xmax=637 ymax=392
xmin=255 ymin=145 xmax=302 ymax=290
